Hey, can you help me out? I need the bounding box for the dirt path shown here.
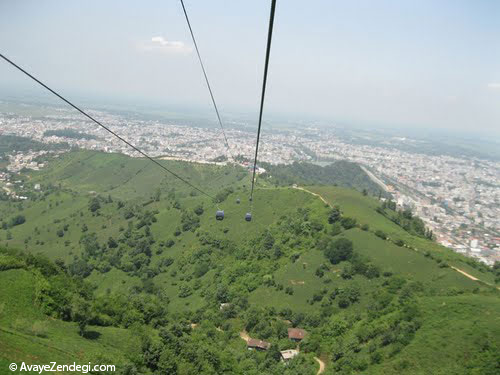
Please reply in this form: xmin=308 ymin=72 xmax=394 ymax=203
xmin=239 ymin=330 xmax=250 ymax=343
xmin=314 ymin=357 xmax=325 ymax=374
xmin=450 ymin=266 xmax=479 ymax=281
xmin=293 ymin=186 xmax=495 ymax=288
xmin=292 ymin=186 xmax=331 ymax=207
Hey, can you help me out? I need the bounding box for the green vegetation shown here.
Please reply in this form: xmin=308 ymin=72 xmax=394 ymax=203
xmin=0 ymin=150 xmax=498 ymax=374
xmin=261 ymin=160 xmax=384 ymax=195
xmin=0 ymin=135 xmax=69 ymax=161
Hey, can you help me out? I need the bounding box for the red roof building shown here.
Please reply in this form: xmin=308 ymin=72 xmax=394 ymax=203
xmin=288 ymin=328 xmax=307 ymax=341
xmin=247 ymin=338 xmax=271 ymax=351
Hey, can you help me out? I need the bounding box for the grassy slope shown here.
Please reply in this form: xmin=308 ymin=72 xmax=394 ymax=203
xmin=371 ymin=294 xmax=500 ymax=375
xmin=309 ymin=186 xmax=496 ymax=285
xmin=0 ymin=269 xmax=137 ymax=373
xmin=0 ymin=151 xmax=498 ymax=374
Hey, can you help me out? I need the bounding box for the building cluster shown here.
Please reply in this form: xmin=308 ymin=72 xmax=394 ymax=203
xmin=0 ymin=106 xmax=498 ymax=264
xmin=246 ymin=327 xmax=307 ymax=363
xmin=6 ymin=150 xmax=52 ymax=173
xmin=0 ymin=171 xmax=29 ymax=201
xmin=302 ymin=132 xmax=500 ymax=265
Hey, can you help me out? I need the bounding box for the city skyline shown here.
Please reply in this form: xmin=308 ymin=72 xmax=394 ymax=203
xmin=1 ymin=101 xmax=498 ymax=265
xmin=1 ymin=0 xmax=499 ymax=136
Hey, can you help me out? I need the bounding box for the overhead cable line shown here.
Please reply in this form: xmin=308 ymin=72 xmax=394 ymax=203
xmin=179 ymin=0 xmax=235 ymax=163
xmin=250 ymin=0 xmax=277 ymax=205
xmin=0 ymin=53 xmax=217 ymax=202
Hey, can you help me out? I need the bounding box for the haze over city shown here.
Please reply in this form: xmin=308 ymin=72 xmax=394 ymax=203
xmin=1 ymin=2 xmax=500 ymax=374
xmin=1 ymin=0 xmax=500 ymax=135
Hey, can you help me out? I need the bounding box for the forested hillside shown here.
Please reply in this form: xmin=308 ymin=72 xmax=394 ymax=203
xmin=0 ymin=135 xmax=69 ymax=160
xmin=260 ymin=160 xmax=383 ymax=195
xmin=0 ymin=151 xmax=498 ymax=375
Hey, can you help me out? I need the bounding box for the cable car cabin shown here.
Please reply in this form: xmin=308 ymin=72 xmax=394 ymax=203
xmin=236 ymin=198 xmax=241 ymax=204
xmin=216 ymin=210 xmax=225 ymax=221
xmin=245 ymin=213 xmax=252 ymax=222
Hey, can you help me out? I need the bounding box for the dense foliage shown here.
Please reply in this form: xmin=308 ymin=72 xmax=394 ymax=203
xmin=0 ymin=150 xmax=498 ymax=375
xmin=260 ymin=160 xmax=384 ymax=195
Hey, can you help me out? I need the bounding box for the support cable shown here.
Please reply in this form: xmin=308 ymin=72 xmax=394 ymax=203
xmin=249 ymin=0 xmax=277 ymax=206
xmin=0 ymin=53 xmax=218 ymax=202
xmin=180 ymin=0 xmax=235 ymax=164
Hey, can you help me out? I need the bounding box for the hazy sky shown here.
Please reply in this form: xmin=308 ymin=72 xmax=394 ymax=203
xmin=1 ymin=0 xmax=499 ymax=135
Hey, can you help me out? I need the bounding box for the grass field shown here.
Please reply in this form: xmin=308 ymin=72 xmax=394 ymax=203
xmin=308 ymin=186 xmax=497 ymax=285
xmin=0 ymin=269 xmax=137 ymax=373
xmin=0 ymin=150 xmax=498 ymax=374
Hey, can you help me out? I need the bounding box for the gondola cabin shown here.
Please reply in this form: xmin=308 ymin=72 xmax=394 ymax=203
xmin=245 ymin=213 xmax=252 ymax=222
xmin=236 ymin=198 xmax=241 ymax=204
xmin=216 ymin=210 xmax=225 ymax=221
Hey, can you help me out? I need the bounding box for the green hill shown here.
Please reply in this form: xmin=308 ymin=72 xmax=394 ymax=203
xmin=261 ymin=160 xmax=384 ymax=195
xmin=0 ymin=150 xmax=498 ymax=375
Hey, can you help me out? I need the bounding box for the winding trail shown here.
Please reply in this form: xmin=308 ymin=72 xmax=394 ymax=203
xmin=292 ymin=185 xmax=494 ymax=288
xmin=314 ymin=357 xmax=325 ymax=374
xmin=292 ymin=186 xmax=331 ymax=207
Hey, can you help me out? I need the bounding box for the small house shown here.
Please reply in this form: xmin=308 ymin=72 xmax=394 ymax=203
xmin=280 ymin=349 xmax=299 ymax=362
xmin=288 ymin=328 xmax=307 ymax=342
xmin=247 ymin=338 xmax=271 ymax=351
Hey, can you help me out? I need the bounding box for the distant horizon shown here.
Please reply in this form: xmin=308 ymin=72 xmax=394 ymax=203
xmin=1 ymin=87 xmax=499 ymax=142
xmin=1 ymin=0 xmax=499 ymax=137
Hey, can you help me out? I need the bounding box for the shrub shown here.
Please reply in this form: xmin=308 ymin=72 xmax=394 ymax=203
xmin=194 ymin=205 xmax=204 ymax=216
xmin=340 ymin=217 xmax=357 ymax=229
xmin=88 ymin=198 xmax=101 ymax=213
xmin=10 ymin=215 xmax=26 ymax=227
xmin=325 ymin=238 xmax=354 ymax=264
xmin=328 ymin=207 xmax=342 ymax=224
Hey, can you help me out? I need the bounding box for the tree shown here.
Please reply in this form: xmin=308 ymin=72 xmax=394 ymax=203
xmin=325 ymin=238 xmax=354 ymax=264
xmin=107 ymin=237 xmax=118 ymax=249
xmin=340 ymin=217 xmax=357 ymax=229
xmin=68 ymin=259 xmax=93 ymax=278
xmin=181 ymin=211 xmax=200 ymax=232
xmin=274 ymin=320 xmax=288 ymax=339
xmin=157 ymin=349 xmax=177 ymax=374
xmin=262 ymin=230 xmax=275 ymax=250
xmin=10 ymin=215 xmax=26 ymax=227
xmin=71 ymin=296 xmax=90 ymax=336
xmin=194 ymin=205 xmax=204 ymax=216
xmin=88 ymin=197 xmax=101 ymax=213
xmin=341 ymin=263 xmax=354 ymax=279
xmin=80 ymin=233 xmax=100 ymax=258
xmin=328 ymin=207 xmax=342 ymax=224
xmin=267 ymin=344 xmax=281 ymax=362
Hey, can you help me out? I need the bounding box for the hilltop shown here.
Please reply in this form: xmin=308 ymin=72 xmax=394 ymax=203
xmin=0 ymin=150 xmax=498 ymax=374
